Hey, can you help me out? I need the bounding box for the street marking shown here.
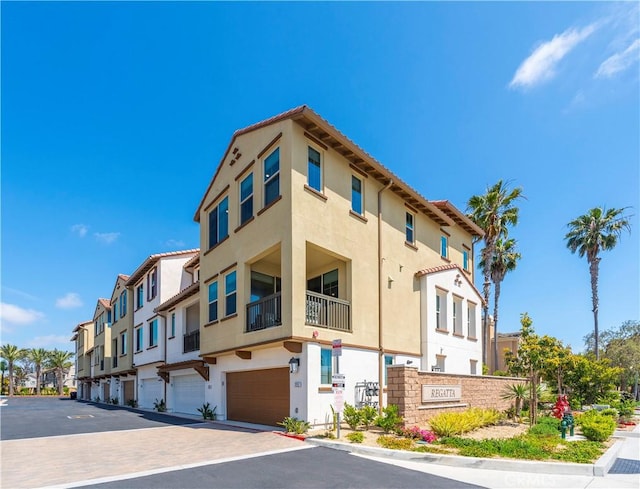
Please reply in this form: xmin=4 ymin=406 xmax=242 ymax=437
xmin=35 ymin=444 xmax=313 ymax=489
xmin=66 ymin=415 xmax=94 ymax=419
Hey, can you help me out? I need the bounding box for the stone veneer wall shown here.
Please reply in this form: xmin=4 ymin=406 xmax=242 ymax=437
xmin=387 ymin=365 xmax=527 ymax=426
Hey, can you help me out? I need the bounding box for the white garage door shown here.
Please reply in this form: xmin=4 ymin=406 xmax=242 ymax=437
xmin=173 ymin=374 xmax=205 ymax=415
xmin=140 ymin=378 xmax=163 ymax=410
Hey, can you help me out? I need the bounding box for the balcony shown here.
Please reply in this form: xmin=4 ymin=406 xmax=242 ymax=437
xmin=246 ymin=292 xmax=282 ymax=332
xmin=183 ymin=330 xmax=200 ymax=353
xmin=305 ymin=291 xmax=350 ymax=331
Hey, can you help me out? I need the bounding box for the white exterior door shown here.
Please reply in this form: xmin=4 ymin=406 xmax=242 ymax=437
xmin=172 ymin=374 xmax=205 ymax=415
xmin=140 ymin=378 xmax=163 ymax=409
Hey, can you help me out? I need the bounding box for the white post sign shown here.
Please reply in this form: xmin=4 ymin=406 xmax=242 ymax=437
xmin=332 ymin=373 xmax=345 ymax=413
xmin=332 ymin=339 xmax=342 ymax=357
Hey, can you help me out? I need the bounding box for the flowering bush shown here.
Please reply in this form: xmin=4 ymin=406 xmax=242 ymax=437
xmin=401 ymin=426 xmax=437 ymax=443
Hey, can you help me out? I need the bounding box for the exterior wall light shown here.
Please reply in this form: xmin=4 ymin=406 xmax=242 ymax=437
xmin=289 ymin=357 xmax=300 ymax=374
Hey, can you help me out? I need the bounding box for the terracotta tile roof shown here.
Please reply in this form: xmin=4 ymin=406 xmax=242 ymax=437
xmin=118 ymin=274 xmax=130 ymax=281
xmin=430 ymin=200 xmax=484 ymax=237
xmin=415 ymin=263 xmax=485 ymax=304
xmin=193 ymin=106 xmax=470 ymax=231
xmin=72 ymin=320 xmax=92 ymax=333
xmin=154 ymin=281 xmax=200 ymax=313
xmin=183 ymin=254 xmax=200 ymax=270
xmin=98 ymin=298 xmax=110 ymax=309
xmin=125 ymin=249 xmax=199 ymax=286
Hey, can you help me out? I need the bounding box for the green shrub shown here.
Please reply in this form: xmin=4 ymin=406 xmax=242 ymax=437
xmin=126 ymin=399 xmax=138 ymax=408
xmin=528 ymin=416 xmax=560 ymax=436
xmin=197 ymin=402 xmax=217 ymax=420
xmin=599 ymin=408 xmax=619 ymax=418
xmin=377 ymin=436 xmax=413 ymax=450
xmin=342 ymin=403 xmax=361 ymax=430
xmin=153 ymin=398 xmax=166 ymax=412
xmin=428 ymin=408 xmax=501 ymax=437
xmin=360 ymin=405 xmax=378 ymax=430
xmin=111 ymin=397 xmax=119 ymax=405
xmin=375 ymin=404 xmax=403 ymax=433
xmin=278 ymin=417 xmax=311 ymax=435
xmin=346 ymin=431 xmax=364 ymax=443
xmin=578 ymin=414 xmax=616 ymax=442
xmin=492 ymin=370 xmax=508 ymax=376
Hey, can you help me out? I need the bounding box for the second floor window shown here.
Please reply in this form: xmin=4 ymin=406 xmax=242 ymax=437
xmin=136 ymin=284 xmax=144 ymax=309
xmin=264 ymin=148 xmax=280 ymax=206
xmin=112 ymin=303 xmax=118 ymax=323
xmin=208 ymin=281 xmax=218 ymax=322
xmin=120 ymin=291 xmax=127 ymax=317
xmin=121 ymin=332 xmax=127 ymax=355
xmin=240 ymin=173 xmax=253 ymax=226
xmin=149 ymin=319 xmax=158 ymax=347
xmin=135 ymin=327 xmax=143 ymax=352
xmin=148 ymin=268 xmax=157 ymax=300
xmin=463 ymin=250 xmax=469 ymax=271
xmin=351 ymin=176 xmax=363 ymax=215
xmin=440 ymin=235 xmax=448 ymax=259
xmin=225 ymin=271 xmax=237 ymax=316
xmin=468 ymin=303 xmax=477 ymax=338
xmin=307 ymin=269 xmax=338 ymax=298
xmin=208 ymin=196 xmax=229 ymax=249
xmin=307 ymin=146 xmax=321 ymax=191
xmin=405 ymin=212 xmax=415 ymax=244
xmin=170 ymin=312 xmax=176 ymax=337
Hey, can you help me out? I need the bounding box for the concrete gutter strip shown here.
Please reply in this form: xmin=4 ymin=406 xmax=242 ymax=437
xmin=306 ymin=436 xmax=625 ymax=477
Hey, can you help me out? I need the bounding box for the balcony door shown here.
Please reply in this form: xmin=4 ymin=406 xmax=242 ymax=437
xmin=307 ymin=269 xmax=338 ymax=298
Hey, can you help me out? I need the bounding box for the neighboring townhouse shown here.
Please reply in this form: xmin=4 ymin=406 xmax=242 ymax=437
xmin=155 ymin=254 xmax=206 ymax=415
xmin=125 ymin=249 xmax=199 ymax=409
xmin=487 ymin=330 xmax=522 ymax=373
xmin=193 ymin=106 xmax=484 ymax=426
xmin=71 ymin=320 xmax=93 ymax=400
xmin=107 ymin=274 xmax=136 ymax=405
xmin=87 ymin=298 xmax=112 ymax=401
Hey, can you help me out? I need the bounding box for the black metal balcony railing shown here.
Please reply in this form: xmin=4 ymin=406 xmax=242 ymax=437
xmin=305 ymin=291 xmax=351 ymax=331
xmin=183 ymin=330 xmax=200 ymax=353
xmin=112 ymin=356 xmax=118 ymax=368
xmin=246 ymin=292 xmax=282 ymax=333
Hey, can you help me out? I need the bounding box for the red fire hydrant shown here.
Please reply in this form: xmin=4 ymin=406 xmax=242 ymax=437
xmin=552 ymin=395 xmax=574 ymax=439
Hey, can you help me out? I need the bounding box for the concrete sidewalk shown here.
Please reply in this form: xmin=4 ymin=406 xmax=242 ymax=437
xmin=307 ymin=424 xmax=640 ymax=489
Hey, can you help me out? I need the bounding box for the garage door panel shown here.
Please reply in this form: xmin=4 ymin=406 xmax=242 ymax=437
xmin=173 ymin=374 xmax=205 ymax=415
xmin=227 ymin=367 xmax=289 ymax=426
xmin=140 ymin=379 xmax=162 ymax=409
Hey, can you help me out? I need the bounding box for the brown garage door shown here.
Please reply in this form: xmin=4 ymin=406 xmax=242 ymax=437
xmin=227 ymin=367 xmax=290 ymax=426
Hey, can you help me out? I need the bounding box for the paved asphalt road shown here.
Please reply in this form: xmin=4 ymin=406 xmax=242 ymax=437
xmin=0 ymin=397 xmax=201 ymax=440
xmin=82 ymin=446 xmax=486 ymax=489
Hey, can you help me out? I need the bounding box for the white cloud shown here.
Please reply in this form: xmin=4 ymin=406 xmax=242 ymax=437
xmin=165 ymin=239 xmax=186 ymax=248
xmin=27 ymin=335 xmax=74 ymax=349
xmin=71 ymin=224 xmax=89 ymax=237
xmin=595 ymin=38 xmax=640 ymax=78
xmin=55 ymin=292 xmax=83 ymax=309
xmin=0 ymin=302 xmax=45 ymax=325
xmin=510 ymin=24 xmax=597 ymax=90
xmin=94 ymin=232 xmax=121 ymax=244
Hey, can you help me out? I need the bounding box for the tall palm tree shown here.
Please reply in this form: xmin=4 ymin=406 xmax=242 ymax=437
xmin=29 ymin=348 xmax=50 ymax=396
xmin=0 ymin=344 xmax=26 ymax=396
xmin=565 ymin=206 xmax=631 ymax=360
xmin=47 ymin=349 xmax=74 ymax=395
xmin=480 ymin=237 xmax=521 ymax=372
xmin=467 ymin=180 xmax=524 ymax=365
xmin=0 ymin=360 xmax=7 ymax=395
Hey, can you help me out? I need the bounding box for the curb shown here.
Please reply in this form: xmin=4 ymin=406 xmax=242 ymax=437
xmin=306 ymin=436 xmax=625 ymax=477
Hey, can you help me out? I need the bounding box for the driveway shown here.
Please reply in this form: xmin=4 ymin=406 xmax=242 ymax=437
xmin=0 ymin=397 xmax=305 ymax=489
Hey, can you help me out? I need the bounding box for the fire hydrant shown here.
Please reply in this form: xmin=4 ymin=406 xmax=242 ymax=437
xmin=561 ymin=413 xmax=575 ymax=439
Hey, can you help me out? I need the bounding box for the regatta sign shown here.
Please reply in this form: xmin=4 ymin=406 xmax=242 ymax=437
xmin=422 ymin=385 xmax=461 ymax=403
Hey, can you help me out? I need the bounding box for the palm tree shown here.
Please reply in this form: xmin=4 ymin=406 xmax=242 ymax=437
xmin=565 ymin=207 xmax=631 ymax=360
xmin=47 ymin=349 xmax=74 ymax=395
xmin=467 ymin=180 xmax=524 ymax=365
xmin=29 ymin=348 xmax=50 ymax=396
xmin=0 ymin=360 xmax=7 ymax=395
xmin=0 ymin=344 xmax=26 ymax=396
xmin=501 ymin=383 xmax=527 ymax=420
xmin=480 ymin=237 xmax=521 ymax=372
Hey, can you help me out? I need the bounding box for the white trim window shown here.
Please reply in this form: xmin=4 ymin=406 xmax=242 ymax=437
xmin=307 ymin=146 xmax=322 ymax=192
xmin=468 ymin=302 xmax=477 ymax=338
xmin=453 ymin=297 xmax=463 ymax=335
xmin=264 ymin=148 xmax=280 ymax=206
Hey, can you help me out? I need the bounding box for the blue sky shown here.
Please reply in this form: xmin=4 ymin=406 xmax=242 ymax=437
xmin=1 ymin=2 xmax=638 ymax=355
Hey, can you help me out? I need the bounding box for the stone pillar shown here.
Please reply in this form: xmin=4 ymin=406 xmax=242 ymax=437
xmin=387 ymin=365 xmax=419 ymax=426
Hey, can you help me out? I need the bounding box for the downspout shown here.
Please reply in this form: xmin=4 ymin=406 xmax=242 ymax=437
xmin=378 ymin=179 xmax=393 ymax=413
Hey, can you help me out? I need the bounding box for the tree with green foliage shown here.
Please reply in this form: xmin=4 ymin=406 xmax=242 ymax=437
xmin=563 ymin=354 xmax=621 ymax=406
xmin=467 ymin=180 xmax=524 ymax=367
xmin=29 ymin=348 xmax=50 ymax=396
xmin=0 ymin=344 xmax=26 ymax=396
xmin=480 ymin=237 xmax=521 ymax=372
xmin=0 ymin=360 xmax=7 ymax=395
xmin=565 ymin=207 xmax=631 ymax=360
xmin=585 ymin=320 xmax=640 ymax=395
xmin=46 ymin=349 xmax=74 ymax=395
xmin=504 ymin=314 xmax=566 ymax=425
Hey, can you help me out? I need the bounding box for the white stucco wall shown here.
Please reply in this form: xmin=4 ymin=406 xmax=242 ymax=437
xmin=420 ymin=268 xmax=483 ymax=374
xmin=165 ymin=296 xmax=200 ymax=364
